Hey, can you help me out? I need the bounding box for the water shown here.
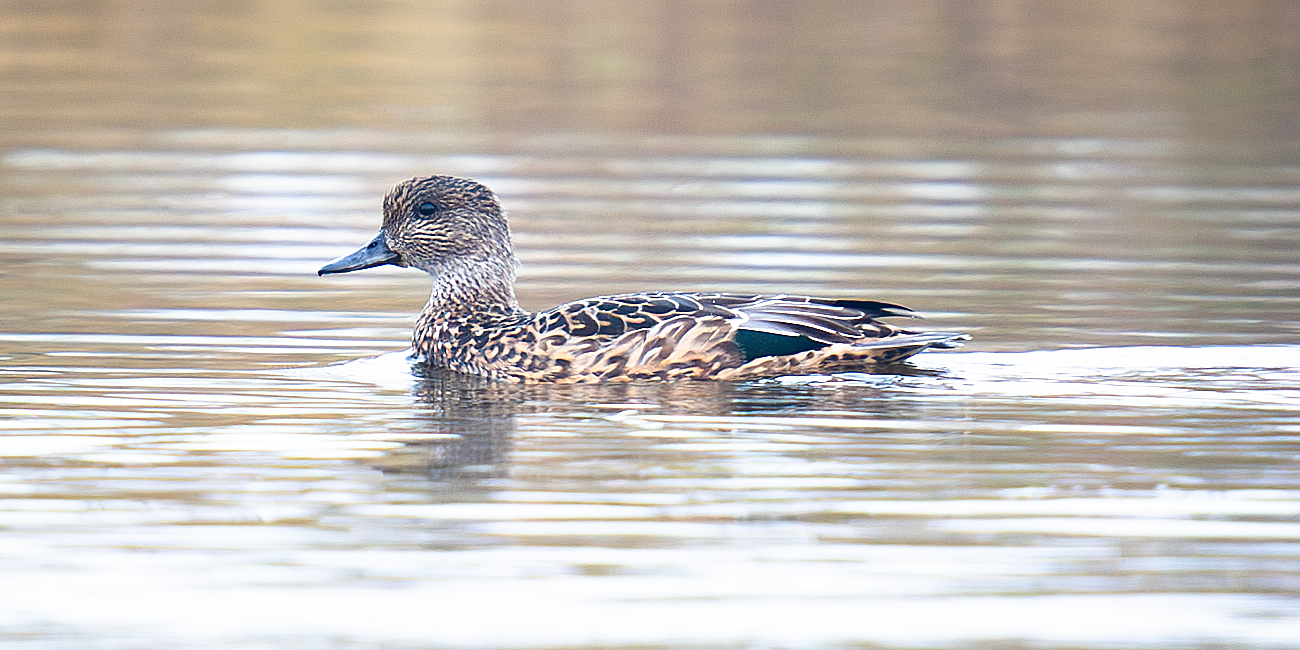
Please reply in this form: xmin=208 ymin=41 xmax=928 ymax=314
xmin=2 ymin=2 xmax=1300 ymax=648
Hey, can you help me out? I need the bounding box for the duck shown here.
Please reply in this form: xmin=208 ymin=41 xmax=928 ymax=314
xmin=319 ymin=175 xmax=969 ymax=383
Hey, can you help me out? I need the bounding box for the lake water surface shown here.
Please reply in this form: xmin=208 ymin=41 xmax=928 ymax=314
xmin=2 ymin=2 xmax=1300 ymax=648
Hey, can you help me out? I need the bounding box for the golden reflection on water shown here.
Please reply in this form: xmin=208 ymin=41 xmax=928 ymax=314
xmin=2 ymin=0 xmax=1300 ymax=648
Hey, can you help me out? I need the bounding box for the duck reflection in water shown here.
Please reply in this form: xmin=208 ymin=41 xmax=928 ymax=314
xmin=377 ymin=367 xmax=940 ymax=481
xmin=372 ymin=369 xmax=518 ymax=480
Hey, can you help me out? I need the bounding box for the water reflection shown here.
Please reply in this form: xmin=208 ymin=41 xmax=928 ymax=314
xmin=380 ymin=370 xmax=517 ymax=480
xmin=7 ymin=134 xmax=1300 ymax=354
xmin=3 ymin=336 xmax=1300 ymax=646
xmin=3 ymin=0 xmax=1300 ymax=647
xmin=3 ymin=130 xmax=1300 ymax=646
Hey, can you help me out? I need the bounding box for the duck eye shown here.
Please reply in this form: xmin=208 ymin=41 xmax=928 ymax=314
xmin=417 ymin=202 xmax=437 ymax=217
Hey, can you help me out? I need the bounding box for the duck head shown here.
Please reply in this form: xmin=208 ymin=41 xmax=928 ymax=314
xmin=318 ymin=175 xmax=515 ymax=278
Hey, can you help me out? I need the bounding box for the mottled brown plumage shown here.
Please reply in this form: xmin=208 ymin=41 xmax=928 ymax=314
xmin=320 ymin=175 xmax=968 ymax=383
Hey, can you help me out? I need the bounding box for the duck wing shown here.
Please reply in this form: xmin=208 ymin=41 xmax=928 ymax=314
xmin=535 ymin=292 xmax=952 ymax=360
xmin=695 ymin=293 xmax=911 ymax=342
xmin=516 ymin=292 xmax=965 ymax=380
xmin=685 ymin=293 xmax=933 ymax=361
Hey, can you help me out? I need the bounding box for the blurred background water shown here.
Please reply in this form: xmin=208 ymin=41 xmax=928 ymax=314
xmin=1 ymin=1 xmax=1300 ymax=648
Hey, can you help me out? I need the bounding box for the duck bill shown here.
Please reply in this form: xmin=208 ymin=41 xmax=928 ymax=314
xmin=318 ymin=231 xmax=403 ymax=275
